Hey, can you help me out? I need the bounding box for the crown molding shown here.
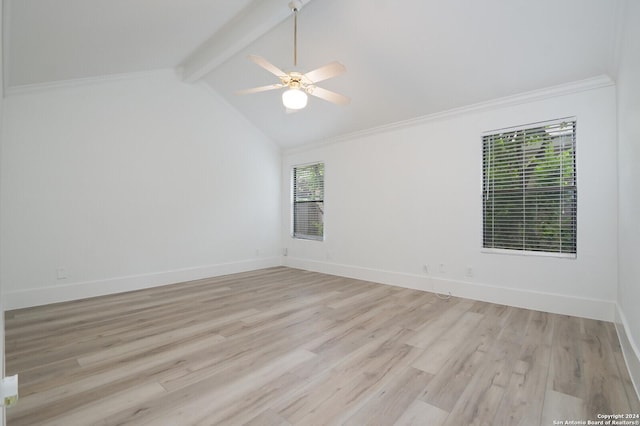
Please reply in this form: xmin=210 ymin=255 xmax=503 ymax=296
xmin=4 ymin=68 xmax=179 ymax=96
xmin=282 ymin=74 xmax=615 ymax=155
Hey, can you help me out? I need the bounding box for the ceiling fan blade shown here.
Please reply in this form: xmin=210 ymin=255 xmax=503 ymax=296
xmin=236 ymin=84 xmax=284 ymax=95
xmin=303 ymin=62 xmax=346 ymax=84
xmin=247 ymin=55 xmax=287 ymax=78
xmin=308 ymin=86 xmax=351 ymax=105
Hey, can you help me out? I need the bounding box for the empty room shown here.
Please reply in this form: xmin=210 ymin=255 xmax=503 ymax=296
xmin=0 ymin=0 xmax=639 ymax=425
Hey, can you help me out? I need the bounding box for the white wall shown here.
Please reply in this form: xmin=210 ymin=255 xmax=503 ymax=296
xmin=0 ymin=71 xmax=282 ymax=309
xmin=616 ymin=0 xmax=640 ymax=397
xmin=283 ymin=82 xmax=618 ymax=321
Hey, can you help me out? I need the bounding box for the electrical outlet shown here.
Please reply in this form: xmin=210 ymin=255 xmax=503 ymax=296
xmin=466 ymin=266 xmax=474 ymax=277
xmin=4 ymin=394 xmax=17 ymax=408
xmin=1 ymin=375 xmax=18 ymax=408
xmin=56 ymin=267 xmax=67 ymax=280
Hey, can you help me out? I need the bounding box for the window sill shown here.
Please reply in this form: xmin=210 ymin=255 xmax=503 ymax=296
xmin=481 ymin=248 xmax=576 ymax=259
xmin=292 ymin=235 xmax=324 ymax=242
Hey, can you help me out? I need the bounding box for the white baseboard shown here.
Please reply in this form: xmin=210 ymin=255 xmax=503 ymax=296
xmin=615 ymin=306 xmax=640 ymax=401
xmin=283 ymin=257 xmax=616 ymax=322
xmin=5 ymin=257 xmax=282 ymax=310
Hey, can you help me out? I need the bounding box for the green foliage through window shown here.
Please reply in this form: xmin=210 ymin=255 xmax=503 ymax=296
xmin=293 ymin=163 xmax=324 ymax=240
xmin=482 ymin=120 xmax=577 ymax=256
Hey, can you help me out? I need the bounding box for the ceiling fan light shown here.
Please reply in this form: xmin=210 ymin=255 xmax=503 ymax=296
xmin=282 ymin=88 xmax=308 ymax=110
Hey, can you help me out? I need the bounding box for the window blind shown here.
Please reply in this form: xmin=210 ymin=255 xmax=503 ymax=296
xmin=482 ymin=119 xmax=577 ymax=256
xmin=293 ymin=163 xmax=324 ymax=240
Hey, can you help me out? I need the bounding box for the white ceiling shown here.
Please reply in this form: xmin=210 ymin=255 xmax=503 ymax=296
xmin=4 ymin=0 xmax=623 ymax=147
xmin=5 ymin=0 xmax=255 ymax=85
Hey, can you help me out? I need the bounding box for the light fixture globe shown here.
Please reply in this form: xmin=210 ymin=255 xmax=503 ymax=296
xmin=282 ymin=88 xmax=308 ymax=110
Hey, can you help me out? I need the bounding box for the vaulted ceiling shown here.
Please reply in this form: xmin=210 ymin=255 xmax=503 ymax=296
xmin=4 ymin=0 xmax=624 ymax=147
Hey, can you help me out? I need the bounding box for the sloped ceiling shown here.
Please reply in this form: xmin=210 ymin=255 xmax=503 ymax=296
xmin=4 ymin=0 xmax=623 ymax=147
xmin=5 ymin=0 xmax=255 ymax=85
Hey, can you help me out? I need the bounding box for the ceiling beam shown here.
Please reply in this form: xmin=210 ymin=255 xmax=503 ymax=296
xmin=179 ymin=0 xmax=312 ymax=83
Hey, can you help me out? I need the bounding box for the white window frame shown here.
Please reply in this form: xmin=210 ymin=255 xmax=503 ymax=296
xmin=291 ymin=162 xmax=325 ymax=241
xmin=482 ymin=118 xmax=577 ymax=258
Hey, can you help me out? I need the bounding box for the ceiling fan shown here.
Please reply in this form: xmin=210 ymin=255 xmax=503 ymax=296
xmin=237 ymin=0 xmax=350 ymax=111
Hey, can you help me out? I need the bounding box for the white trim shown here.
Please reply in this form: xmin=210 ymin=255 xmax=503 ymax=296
xmin=4 ymin=68 xmax=179 ymax=96
xmin=481 ymin=248 xmax=576 ymax=259
xmin=283 ymin=75 xmax=615 ymax=155
xmin=283 ymin=257 xmax=616 ymax=322
xmin=291 ymin=161 xmax=325 ymax=241
xmin=615 ymin=305 xmax=640 ymax=401
xmin=4 ymin=257 xmax=282 ymax=310
xmin=481 ymin=116 xmax=577 ymax=136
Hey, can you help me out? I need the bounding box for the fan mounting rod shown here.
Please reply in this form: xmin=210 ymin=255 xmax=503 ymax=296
xmin=289 ymin=1 xmax=302 ymax=66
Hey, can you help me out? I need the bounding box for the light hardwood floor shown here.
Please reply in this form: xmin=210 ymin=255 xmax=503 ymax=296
xmin=5 ymin=267 xmax=639 ymax=425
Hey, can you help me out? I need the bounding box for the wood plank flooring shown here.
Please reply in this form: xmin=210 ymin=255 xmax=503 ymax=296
xmin=5 ymin=267 xmax=639 ymax=425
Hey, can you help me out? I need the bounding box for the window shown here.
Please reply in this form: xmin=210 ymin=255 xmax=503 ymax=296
xmin=293 ymin=162 xmax=324 ymax=240
xmin=482 ymin=119 xmax=577 ymax=257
